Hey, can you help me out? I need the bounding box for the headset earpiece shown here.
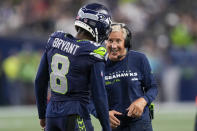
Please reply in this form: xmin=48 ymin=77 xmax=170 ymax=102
xmin=122 ymin=25 xmax=132 ymax=50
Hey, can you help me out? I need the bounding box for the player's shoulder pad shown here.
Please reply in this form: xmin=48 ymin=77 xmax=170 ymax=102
xmin=76 ymin=40 xmax=107 ymax=61
xmin=45 ymin=31 xmax=68 ymax=50
xmin=47 ymin=31 xmax=73 ymax=46
xmin=47 ymin=31 xmax=66 ymax=45
xmin=90 ymin=46 xmax=107 ymax=61
xmin=50 ymin=30 xmax=68 ymax=38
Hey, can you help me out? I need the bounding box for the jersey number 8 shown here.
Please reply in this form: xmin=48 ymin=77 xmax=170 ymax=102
xmin=50 ymin=53 xmax=70 ymax=94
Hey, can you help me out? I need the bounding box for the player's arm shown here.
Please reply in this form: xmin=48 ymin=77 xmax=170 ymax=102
xmin=35 ymin=52 xmax=49 ymax=123
xmin=88 ymin=98 xmax=98 ymax=118
xmin=90 ymin=62 xmax=111 ymax=131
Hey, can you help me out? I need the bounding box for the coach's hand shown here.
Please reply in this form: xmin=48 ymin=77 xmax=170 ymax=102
xmin=126 ymin=97 xmax=147 ymax=118
xmin=40 ymin=119 xmax=46 ymax=129
xmin=109 ymin=110 xmax=122 ymax=129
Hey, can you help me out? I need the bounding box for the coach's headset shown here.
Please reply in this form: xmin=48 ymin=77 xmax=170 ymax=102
xmin=111 ymin=23 xmax=132 ymax=50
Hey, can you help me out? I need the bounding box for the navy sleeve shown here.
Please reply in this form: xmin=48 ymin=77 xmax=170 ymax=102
xmin=141 ymin=55 xmax=158 ymax=105
xmin=87 ymin=98 xmax=98 ymax=118
xmin=90 ymin=62 xmax=111 ymax=131
xmin=35 ymin=51 xmax=49 ymax=119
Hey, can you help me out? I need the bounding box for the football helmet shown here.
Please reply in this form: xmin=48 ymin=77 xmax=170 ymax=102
xmin=75 ymin=3 xmax=112 ymax=44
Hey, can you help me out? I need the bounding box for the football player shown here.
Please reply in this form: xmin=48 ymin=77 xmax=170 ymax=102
xmin=35 ymin=3 xmax=112 ymax=131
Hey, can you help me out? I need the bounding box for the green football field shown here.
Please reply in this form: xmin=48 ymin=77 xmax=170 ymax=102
xmin=0 ymin=103 xmax=196 ymax=131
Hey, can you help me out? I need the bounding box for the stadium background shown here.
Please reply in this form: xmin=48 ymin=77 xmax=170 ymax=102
xmin=0 ymin=0 xmax=196 ymax=130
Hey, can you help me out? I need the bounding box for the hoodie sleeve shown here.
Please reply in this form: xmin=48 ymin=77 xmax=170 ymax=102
xmin=141 ymin=54 xmax=158 ymax=106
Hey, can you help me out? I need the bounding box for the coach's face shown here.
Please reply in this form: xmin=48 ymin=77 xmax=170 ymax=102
xmin=106 ymin=30 xmax=127 ymax=61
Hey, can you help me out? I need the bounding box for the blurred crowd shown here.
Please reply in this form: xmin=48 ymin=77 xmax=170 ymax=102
xmin=0 ymin=0 xmax=197 ymax=105
xmin=0 ymin=0 xmax=84 ymax=37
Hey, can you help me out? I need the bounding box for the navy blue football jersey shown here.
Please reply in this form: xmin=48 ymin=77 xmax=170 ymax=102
xmin=35 ymin=31 xmax=110 ymax=130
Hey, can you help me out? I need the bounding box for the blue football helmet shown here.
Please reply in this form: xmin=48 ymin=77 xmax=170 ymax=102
xmin=75 ymin=3 xmax=112 ymax=44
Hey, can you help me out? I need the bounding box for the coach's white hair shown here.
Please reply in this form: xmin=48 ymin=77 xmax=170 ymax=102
xmin=111 ymin=23 xmax=127 ymax=39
